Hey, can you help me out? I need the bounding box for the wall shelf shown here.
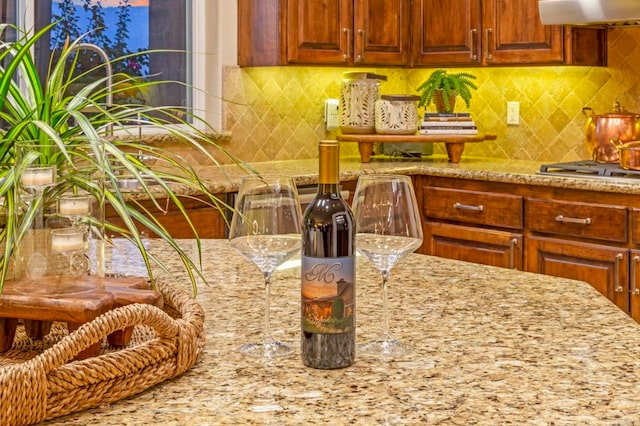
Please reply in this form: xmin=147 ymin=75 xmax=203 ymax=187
xmin=337 ymin=133 xmax=497 ymax=163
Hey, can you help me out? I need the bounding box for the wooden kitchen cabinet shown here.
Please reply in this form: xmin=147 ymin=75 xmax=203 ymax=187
xmin=104 ymin=195 xmax=228 ymax=239
xmin=239 ymin=0 xmax=605 ymax=67
xmin=238 ymin=0 xmax=285 ymax=66
xmin=417 ymin=178 xmax=524 ymax=269
xmin=425 ymin=222 xmax=523 ymax=269
xmin=415 ymin=174 xmax=640 ymax=323
xmin=524 ymin=193 xmax=636 ymax=319
xmin=286 ymin=0 xmax=410 ymax=65
xmin=526 ymin=236 xmax=629 ymax=316
xmin=630 ymin=250 xmax=640 ymax=322
xmin=410 ymin=0 xmax=605 ymax=67
xmin=238 ymin=0 xmax=409 ymax=66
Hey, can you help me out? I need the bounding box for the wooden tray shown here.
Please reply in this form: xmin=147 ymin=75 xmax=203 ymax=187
xmin=0 ymin=276 xmax=162 ymax=360
xmin=337 ymin=133 xmax=497 ymax=163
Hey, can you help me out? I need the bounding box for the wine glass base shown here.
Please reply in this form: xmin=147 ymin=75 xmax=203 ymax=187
xmin=358 ymin=338 xmax=412 ymax=357
xmin=239 ymin=341 xmax=295 ymax=359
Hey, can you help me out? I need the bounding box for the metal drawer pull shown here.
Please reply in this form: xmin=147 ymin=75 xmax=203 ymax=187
xmin=469 ymin=29 xmax=477 ymax=60
xmin=485 ymin=28 xmax=493 ymax=60
xmin=555 ymin=215 xmax=591 ymax=225
xmin=632 ymin=256 xmax=640 ymax=296
xmin=509 ymin=238 xmax=518 ymax=269
xmin=453 ymin=202 xmax=484 ymax=212
xmin=614 ymin=253 xmax=624 ymax=293
xmin=343 ymin=28 xmax=351 ymax=61
xmin=357 ymin=29 xmax=365 ymax=62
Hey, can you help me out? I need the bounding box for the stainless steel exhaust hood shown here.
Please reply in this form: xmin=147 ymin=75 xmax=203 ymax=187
xmin=539 ymin=0 xmax=640 ymax=26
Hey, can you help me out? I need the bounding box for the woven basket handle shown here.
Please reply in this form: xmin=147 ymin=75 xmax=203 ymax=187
xmin=37 ymin=302 xmax=182 ymax=373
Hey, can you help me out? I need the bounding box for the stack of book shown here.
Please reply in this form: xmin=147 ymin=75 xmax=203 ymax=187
xmin=419 ymin=112 xmax=478 ymax=135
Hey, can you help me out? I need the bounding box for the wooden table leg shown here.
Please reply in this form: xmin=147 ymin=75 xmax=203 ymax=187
xmin=358 ymin=142 xmax=373 ymax=163
xmin=24 ymin=320 xmax=52 ymax=339
xmin=445 ymin=142 xmax=465 ymax=163
xmin=0 ymin=318 xmax=18 ymax=351
xmin=108 ymin=327 xmax=134 ymax=347
xmin=68 ymin=322 xmax=101 ymax=360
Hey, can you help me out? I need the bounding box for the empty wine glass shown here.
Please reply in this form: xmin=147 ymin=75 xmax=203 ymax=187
xmin=352 ymin=174 xmax=423 ymax=357
xmin=229 ymin=175 xmax=303 ymax=358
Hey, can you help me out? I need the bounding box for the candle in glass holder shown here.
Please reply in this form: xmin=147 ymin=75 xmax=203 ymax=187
xmin=58 ymin=195 xmax=92 ymax=216
xmin=21 ymin=166 xmax=55 ymax=187
xmin=51 ymin=228 xmax=86 ymax=252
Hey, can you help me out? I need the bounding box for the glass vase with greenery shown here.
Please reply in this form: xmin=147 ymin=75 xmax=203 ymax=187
xmin=0 ymin=22 xmax=254 ymax=294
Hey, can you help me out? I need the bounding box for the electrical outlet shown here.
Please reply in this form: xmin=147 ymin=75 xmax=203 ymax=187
xmin=507 ymin=101 xmax=520 ymax=125
xmin=324 ymin=99 xmax=339 ymax=131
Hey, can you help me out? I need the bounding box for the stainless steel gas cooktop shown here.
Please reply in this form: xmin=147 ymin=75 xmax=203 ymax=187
xmin=538 ymin=160 xmax=640 ymax=179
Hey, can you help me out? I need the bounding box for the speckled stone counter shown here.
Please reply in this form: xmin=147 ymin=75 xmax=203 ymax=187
xmin=45 ymin=239 xmax=640 ymax=424
xmin=182 ymin=155 xmax=640 ymax=197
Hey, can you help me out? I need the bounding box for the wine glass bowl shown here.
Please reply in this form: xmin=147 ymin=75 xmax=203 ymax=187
xmin=352 ymin=174 xmax=423 ymax=357
xmin=229 ymin=175 xmax=302 ymax=359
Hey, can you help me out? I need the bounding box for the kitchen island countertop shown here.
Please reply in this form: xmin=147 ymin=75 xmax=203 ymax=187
xmin=45 ymin=239 xmax=640 ymax=424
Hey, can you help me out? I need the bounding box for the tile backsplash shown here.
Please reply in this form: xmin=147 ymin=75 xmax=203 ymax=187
xmin=220 ymin=27 xmax=640 ymax=164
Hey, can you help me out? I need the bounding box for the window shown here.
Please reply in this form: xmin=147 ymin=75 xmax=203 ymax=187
xmin=3 ymin=0 xmax=225 ymax=130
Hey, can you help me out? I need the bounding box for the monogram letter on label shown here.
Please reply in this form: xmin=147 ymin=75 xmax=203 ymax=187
xmin=304 ymin=262 xmax=344 ymax=283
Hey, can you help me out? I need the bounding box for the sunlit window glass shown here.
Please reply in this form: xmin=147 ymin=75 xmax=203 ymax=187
xmin=31 ymin=0 xmax=190 ymax=117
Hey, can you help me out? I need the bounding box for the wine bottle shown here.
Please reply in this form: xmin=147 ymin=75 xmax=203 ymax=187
xmin=301 ymin=140 xmax=355 ymax=369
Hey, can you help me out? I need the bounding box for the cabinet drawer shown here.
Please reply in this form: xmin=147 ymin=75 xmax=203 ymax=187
xmin=526 ymin=198 xmax=627 ymax=243
xmin=423 ymin=187 xmax=523 ymax=229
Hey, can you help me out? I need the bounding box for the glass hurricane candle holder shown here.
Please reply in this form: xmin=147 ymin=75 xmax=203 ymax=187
xmin=58 ymin=194 xmax=93 ymax=227
xmin=21 ymin=166 xmax=56 ymax=189
xmin=50 ymin=227 xmax=89 ymax=277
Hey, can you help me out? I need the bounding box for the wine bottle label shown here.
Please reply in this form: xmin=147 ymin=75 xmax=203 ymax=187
xmin=301 ymin=255 xmax=355 ymax=335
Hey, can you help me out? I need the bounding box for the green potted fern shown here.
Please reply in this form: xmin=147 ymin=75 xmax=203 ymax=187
xmin=417 ymin=69 xmax=478 ymax=113
xmin=0 ymin=22 xmax=253 ymax=295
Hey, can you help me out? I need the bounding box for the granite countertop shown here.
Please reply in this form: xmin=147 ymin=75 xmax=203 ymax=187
xmin=178 ymin=155 xmax=640 ymax=197
xmin=47 ymin=239 xmax=640 ymax=424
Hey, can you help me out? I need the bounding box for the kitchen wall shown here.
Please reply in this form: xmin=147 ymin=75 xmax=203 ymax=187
xmin=217 ymin=27 xmax=640 ymax=165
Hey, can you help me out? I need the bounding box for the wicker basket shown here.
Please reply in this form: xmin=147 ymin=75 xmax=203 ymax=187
xmin=0 ymin=280 xmax=205 ymax=426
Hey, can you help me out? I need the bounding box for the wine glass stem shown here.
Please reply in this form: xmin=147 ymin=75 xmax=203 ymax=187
xmin=381 ymin=269 xmax=391 ymax=342
xmin=262 ymin=272 xmax=274 ymax=346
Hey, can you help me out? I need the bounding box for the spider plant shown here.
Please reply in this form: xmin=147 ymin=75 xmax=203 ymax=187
xmin=0 ymin=22 xmax=254 ymax=294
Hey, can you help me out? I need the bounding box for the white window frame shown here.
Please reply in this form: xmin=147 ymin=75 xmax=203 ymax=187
xmin=17 ymin=0 xmax=231 ymax=132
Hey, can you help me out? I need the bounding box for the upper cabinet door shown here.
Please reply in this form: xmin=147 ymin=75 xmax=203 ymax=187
xmin=411 ymin=0 xmax=482 ymax=67
xmin=287 ymin=0 xmax=353 ymax=64
xmin=354 ymin=0 xmax=410 ymax=66
xmin=483 ymin=0 xmax=564 ymax=65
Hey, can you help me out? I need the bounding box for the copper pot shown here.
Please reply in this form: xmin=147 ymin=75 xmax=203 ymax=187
xmin=618 ymin=141 xmax=640 ymax=170
xmin=583 ymin=102 xmax=640 ymax=163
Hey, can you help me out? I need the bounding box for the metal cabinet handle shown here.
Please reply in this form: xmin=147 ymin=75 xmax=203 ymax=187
xmin=343 ymin=28 xmax=351 ymax=61
xmin=614 ymin=253 xmax=624 ymax=293
xmin=356 ymin=29 xmax=365 ymax=62
xmin=485 ymin=28 xmax=493 ymax=60
xmin=555 ymin=215 xmax=591 ymax=225
xmin=509 ymin=238 xmax=518 ymax=269
xmin=470 ymin=29 xmax=477 ymax=60
xmin=632 ymin=256 xmax=640 ymax=296
xmin=453 ymin=202 xmax=484 ymax=212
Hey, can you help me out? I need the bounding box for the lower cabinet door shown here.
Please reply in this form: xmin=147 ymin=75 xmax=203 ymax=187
xmin=423 ymin=222 xmax=523 ymax=269
xmin=630 ymin=250 xmax=640 ymax=322
xmin=526 ymin=236 xmax=629 ymax=314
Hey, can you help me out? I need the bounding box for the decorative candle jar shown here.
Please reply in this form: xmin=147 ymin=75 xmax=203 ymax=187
xmin=339 ymin=72 xmax=387 ymax=134
xmin=374 ymin=94 xmax=421 ymax=135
